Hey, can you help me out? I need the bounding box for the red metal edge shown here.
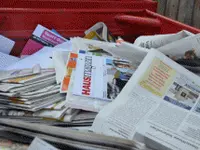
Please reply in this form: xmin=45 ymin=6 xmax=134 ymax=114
xmin=145 ymin=10 xmax=200 ymax=34
xmin=0 ymin=0 xmax=157 ymax=12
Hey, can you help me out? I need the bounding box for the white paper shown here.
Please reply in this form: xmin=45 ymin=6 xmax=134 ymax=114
xmin=0 ymin=52 xmax=20 ymax=70
xmin=6 ymin=47 xmax=70 ymax=70
xmin=28 ymin=137 xmax=58 ymax=150
xmin=114 ymin=42 xmax=148 ymax=66
xmin=54 ymin=41 xmax=72 ymax=50
xmin=52 ymin=51 xmax=70 ymax=84
xmin=0 ymin=35 xmax=15 ymax=54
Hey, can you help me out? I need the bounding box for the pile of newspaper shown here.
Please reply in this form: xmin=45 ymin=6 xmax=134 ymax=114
xmin=1 ymin=22 xmax=200 ymax=150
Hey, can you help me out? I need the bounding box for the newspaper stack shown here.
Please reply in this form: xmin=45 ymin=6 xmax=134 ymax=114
xmin=0 ymin=67 xmax=62 ymax=111
xmin=0 ymin=65 xmax=97 ymax=126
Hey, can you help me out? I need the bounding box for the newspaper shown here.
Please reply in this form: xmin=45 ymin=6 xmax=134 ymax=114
xmin=0 ymin=109 xmax=34 ymax=118
xmin=8 ymin=94 xmax=64 ymax=112
xmin=62 ymin=109 xmax=80 ymax=122
xmin=158 ymin=34 xmax=200 ymax=74
xmin=9 ymin=76 xmax=56 ymax=93
xmin=0 ymin=119 xmax=145 ymax=150
xmin=92 ymin=49 xmax=200 ymax=150
xmin=0 ymin=65 xmax=41 ymax=81
xmin=33 ymin=106 xmax=68 ymax=119
xmin=97 ymin=41 xmax=148 ymax=66
xmin=73 ymin=54 xmax=135 ymax=101
xmin=65 ymin=108 xmax=78 ymax=115
xmin=73 ymin=111 xmax=97 ymax=120
xmin=20 ymin=86 xmax=60 ymax=99
xmin=134 ymin=30 xmax=194 ymax=49
xmin=44 ymin=100 xmax=66 ymax=110
xmin=2 ymin=71 xmax=55 ymax=84
xmin=70 ymin=38 xmax=148 ymax=66
xmin=158 ymin=34 xmax=200 ymax=59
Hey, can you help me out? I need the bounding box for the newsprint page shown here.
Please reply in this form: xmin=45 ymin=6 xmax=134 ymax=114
xmin=92 ymin=49 xmax=200 ymax=150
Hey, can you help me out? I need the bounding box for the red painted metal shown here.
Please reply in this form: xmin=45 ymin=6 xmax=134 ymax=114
xmin=0 ymin=1 xmax=199 ymax=56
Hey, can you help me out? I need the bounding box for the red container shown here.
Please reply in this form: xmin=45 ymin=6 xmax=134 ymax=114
xmin=0 ymin=0 xmax=157 ymax=10
xmin=0 ymin=1 xmax=199 ymax=56
xmin=0 ymin=0 xmax=156 ymax=56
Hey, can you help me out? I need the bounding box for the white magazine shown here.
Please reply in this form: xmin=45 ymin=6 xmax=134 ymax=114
xmin=66 ymin=71 xmax=109 ymax=112
xmin=73 ymin=54 xmax=135 ymax=101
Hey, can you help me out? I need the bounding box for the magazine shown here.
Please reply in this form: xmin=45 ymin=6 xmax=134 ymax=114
xmin=20 ymin=24 xmax=67 ymax=57
xmin=60 ymin=50 xmax=111 ymax=93
xmin=92 ymin=49 xmax=200 ymax=150
xmin=72 ymin=54 xmax=135 ymax=101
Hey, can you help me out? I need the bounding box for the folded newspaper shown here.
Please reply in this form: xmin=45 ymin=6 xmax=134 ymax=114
xmin=92 ymin=49 xmax=200 ymax=150
xmin=0 ymin=119 xmax=145 ymax=150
